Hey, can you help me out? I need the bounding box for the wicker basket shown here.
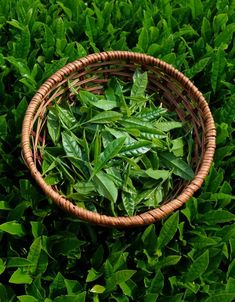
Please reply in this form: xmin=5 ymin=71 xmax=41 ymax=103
xmin=21 ymin=51 xmax=216 ymax=227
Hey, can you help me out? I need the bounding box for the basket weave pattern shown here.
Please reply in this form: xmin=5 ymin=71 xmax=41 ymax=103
xmin=22 ymin=51 xmax=216 ymax=227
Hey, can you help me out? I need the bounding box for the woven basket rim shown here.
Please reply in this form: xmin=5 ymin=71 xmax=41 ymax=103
xmin=21 ymin=51 xmax=216 ymax=227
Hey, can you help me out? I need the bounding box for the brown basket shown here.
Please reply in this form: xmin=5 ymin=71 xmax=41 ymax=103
xmin=21 ymin=51 xmax=216 ymax=227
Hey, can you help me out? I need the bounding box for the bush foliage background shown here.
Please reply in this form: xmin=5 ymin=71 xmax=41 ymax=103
xmin=0 ymin=0 xmax=235 ymax=301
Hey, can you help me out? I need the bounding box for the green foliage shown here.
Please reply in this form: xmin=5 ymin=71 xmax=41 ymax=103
xmin=0 ymin=0 xmax=234 ymax=301
xmin=44 ymin=71 xmax=193 ymax=216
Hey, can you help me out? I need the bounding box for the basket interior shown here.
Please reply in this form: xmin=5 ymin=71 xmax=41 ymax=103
xmin=29 ymin=60 xmax=205 ymax=206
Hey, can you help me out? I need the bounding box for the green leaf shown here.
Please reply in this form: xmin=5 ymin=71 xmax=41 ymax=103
xmin=184 ymin=250 xmax=209 ymax=281
xmin=115 ymin=270 xmax=136 ymax=284
xmin=91 ymin=136 xmax=126 ymax=177
xmin=0 ymin=221 xmax=25 ymax=237
xmin=157 ymin=212 xmax=179 ymax=250
xmin=216 ymin=122 xmax=229 ymax=145
xmin=201 ymin=17 xmax=211 ymax=42
xmin=27 ymin=237 xmax=48 ymax=276
xmin=86 ymin=268 xmax=102 ymax=282
xmin=214 ymin=23 xmax=235 ymax=49
xmin=155 ymin=121 xmax=182 ymax=132
xmin=122 ymin=192 xmax=135 ymax=216
xmin=51 ymin=234 xmax=84 ymax=257
xmin=131 ymin=70 xmax=148 ymax=97
xmin=188 ymin=0 xmax=203 ymax=19
xmin=55 ymin=105 xmax=77 ymax=130
xmin=93 ymin=171 xmax=118 ymax=204
xmin=9 ymin=269 xmax=32 ymax=284
xmin=119 ymin=279 xmax=137 ymax=298
xmin=143 ymin=293 xmax=159 ymax=302
xmin=49 ymin=272 xmax=66 ymax=298
xmin=205 ymin=293 xmax=235 ymax=302
xmin=0 ymin=258 xmax=5 ymax=275
xmin=64 ymin=278 xmax=81 ymax=296
xmin=57 ymin=2 xmax=72 ymax=19
xmin=106 ymin=270 xmax=136 ymax=290
xmin=205 ymin=167 xmax=224 ymax=192
xmin=45 ymin=173 xmax=61 ymax=185
xmin=62 ymin=131 xmax=82 ymax=158
xmin=79 ymin=90 xmax=117 ymax=110
xmin=0 ymin=115 xmax=7 ymax=137
xmin=146 ymin=270 xmax=164 ymax=294
xmin=7 ymin=257 xmax=32 ymax=268
xmin=42 ymin=25 xmax=54 ymax=58
xmin=201 ymin=210 xmax=235 ymax=224
xmin=120 ymin=118 xmax=166 ymax=139
xmin=88 ymin=111 xmax=122 ymax=124
xmin=17 ymin=295 xmax=38 ymax=302
xmin=226 ymin=277 xmax=235 ymax=293
xmin=185 ymin=57 xmax=210 ymax=78
xmin=7 ymin=19 xmax=24 ymax=30
xmin=157 ymin=255 xmax=181 ymax=268
xmin=120 ymin=140 xmax=151 ymax=157
xmin=211 ymin=47 xmax=226 ymax=93
xmin=159 ymin=152 xmax=194 ymax=180
xmin=145 ymin=169 xmax=170 ymax=180
xmin=47 ymin=110 xmax=60 ymax=144
xmin=171 ymin=138 xmax=184 ymax=157
xmin=73 ymin=181 xmax=95 ymax=196
xmin=141 ymin=224 xmax=158 ymax=252
xmin=90 ymin=285 xmax=106 ymax=294
xmin=15 ymin=26 xmax=31 ymax=59
xmin=136 ymin=107 xmax=168 ymax=121
xmin=174 ymin=24 xmax=198 ymax=39
xmin=12 ymin=97 xmax=28 ymax=128
xmin=213 ymin=14 xmax=228 ymax=33
xmin=227 ymin=258 xmax=235 ymax=279
xmin=137 ymin=28 xmax=149 ymax=52
xmin=44 ymin=152 xmax=75 ymax=183
xmin=93 ymin=130 xmax=101 ymax=164
xmin=0 ymin=201 xmax=11 ymax=211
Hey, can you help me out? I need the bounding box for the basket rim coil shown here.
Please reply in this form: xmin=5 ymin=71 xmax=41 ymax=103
xmin=21 ymin=51 xmax=216 ymax=227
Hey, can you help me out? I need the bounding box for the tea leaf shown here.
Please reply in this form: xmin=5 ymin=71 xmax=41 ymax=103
xmin=88 ymin=111 xmax=122 ymax=124
xmin=7 ymin=258 xmax=32 ymax=268
xmin=79 ymin=90 xmax=117 ymax=110
xmin=201 ymin=210 xmax=235 ymax=225
xmin=9 ymin=269 xmax=32 ymax=284
xmin=55 ymin=105 xmax=77 ymax=129
xmin=155 ymin=121 xmax=182 ymax=132
xmin=131 ymin=70 xmax=148 ymax=97
xmin=205 ymin=294 xmax=235 ymax=302
xmin=62 ymin=131 xmax=82 ymax=158
xmin=145 ymin=169 xmax=170 ymax=180
xmin=120 ymin=141 xmax=151 ymax=157
xmin=122 ymin=192 xmax=135 ymax=216
xmin=91 ymin=136 xmax=126 ymax=177
xmin=0 ymin=221 xmax=25 ymax=237
xmin=184 ymin=250 xmax=209 ymax=281
xmin=93 ymin=171 xmax=118 ymax=204
xmin=136 ymin=107 xmax=168 ymax=121
xmin=157 ymin=212 xmax=179 ymax=250
xmin=47 ymin=110 xmax=61 ymax=145
xmin=17 ymin=296 xmax=38 ymax=302
xmin=120 ymin=118 xmax=166 ymax=139
xmin=159 ymin=152 xmax=194 ymax=180
xmin=90 ymin=285 xmax=105 ymax=294
xmin=211 ymin=47 xmax=226 ymax=93
xmin=106 ymin=270 xmax=136 ymax=290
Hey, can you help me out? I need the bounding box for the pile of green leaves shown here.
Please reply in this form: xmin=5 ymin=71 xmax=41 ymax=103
xmin=0 ymin=0 xmax=235 ymax=301
xmin=43 ymin=70 xmax=194 ymax=216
